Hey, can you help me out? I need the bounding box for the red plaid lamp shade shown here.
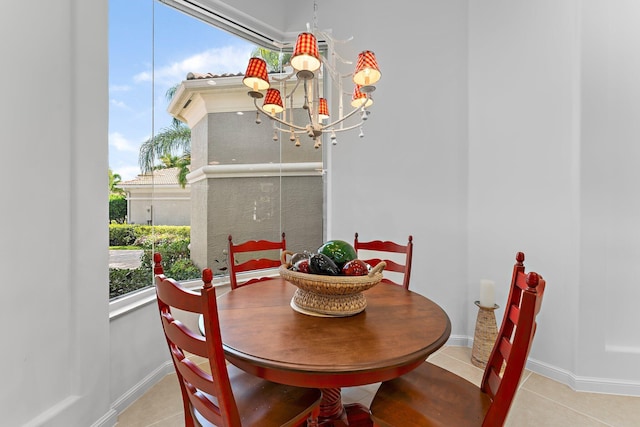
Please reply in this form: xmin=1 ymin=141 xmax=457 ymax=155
xmin=263 ymin=88 xmax=284 ymax=114
xmin=291 ymin=32 xmax=321 ymax=73
xmin=353 ymin=50 xmax=381 ymax=87
xmin=351 ymin=85 xmax=374 ymax=108
xmin=243 ymin=57 xmax=270 ymax=92
xmin=318 ymin=98 xmax=329 ymax=120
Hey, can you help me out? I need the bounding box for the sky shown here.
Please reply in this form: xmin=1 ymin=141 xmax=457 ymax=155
xmin=108 ymin=0 xmax=255 ymax=181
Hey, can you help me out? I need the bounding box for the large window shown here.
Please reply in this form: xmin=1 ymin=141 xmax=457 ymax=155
xmin=109 ymin=0 xmax=325 ymax=300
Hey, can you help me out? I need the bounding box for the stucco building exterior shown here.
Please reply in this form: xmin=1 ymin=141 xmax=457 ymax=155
xmin=117 ymin=167 xmax=191 ymax=226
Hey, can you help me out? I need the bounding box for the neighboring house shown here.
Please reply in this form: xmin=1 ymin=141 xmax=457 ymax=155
xmin=117 ymin=167 xmax=191 ymax=226
xmin=166 ymin=71 xmax=324 ymax=270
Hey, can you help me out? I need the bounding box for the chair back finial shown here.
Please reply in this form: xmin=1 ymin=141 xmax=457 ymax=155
xmin=527 ymin=271 xmax=539 ymax=288
xmin=153 ymin=252 xmax=164 ymax=275
xmin=202 ymin=268 xmax=213 ymax=289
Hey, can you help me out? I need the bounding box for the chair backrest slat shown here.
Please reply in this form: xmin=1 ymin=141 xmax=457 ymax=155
xmin=486 ymin=368 xmax=502 ymax=398
xmin=354 ymin=233 xmax=414 ymax=289
xmin=508 ymin=305 xmax=520 ymax=325
xmin=175 ymin=356 xmax=214 ymax=392
xmin=162 ymin=316 xmax=208 ymax=357
xmin=228 ymin=233 xmax=286 ymax=290
xmin=499 ymin=336 xmax=512 ymax=360
xmin=234 ymin=258 xmax=281 ymax=272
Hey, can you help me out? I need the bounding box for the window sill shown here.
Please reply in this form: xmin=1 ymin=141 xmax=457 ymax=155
xmin=108 ymin=268 xmax=279 ymax=320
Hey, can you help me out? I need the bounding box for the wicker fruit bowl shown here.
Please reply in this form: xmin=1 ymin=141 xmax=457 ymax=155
xmin=279 ymin=251 xmax=386 ymax=317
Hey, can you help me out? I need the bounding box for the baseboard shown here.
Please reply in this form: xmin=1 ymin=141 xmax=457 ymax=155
xmin=90 ymin=409 xmax=118 ymax=427
xmin=526 ymin=357 xmax=640 ymax=397
xmin=446 ymin=334 xmax=473 ymax=348
xmin=109 ymin=360 xmax=175 ymax=420
xmin=448 ymin=336 xmax=640 ymax=397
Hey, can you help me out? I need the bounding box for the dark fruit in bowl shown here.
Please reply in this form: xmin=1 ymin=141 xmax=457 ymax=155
xmin=290 ymin=251 xmax=310 ymax=265
xmin=309 ymin=253 xmax=340 ymax=276
xmin=318 ymin=240 xmax=357 ymax=269
xmin=292 ymin=258 xmax=310 ymax=273
xmin=341 ymin=259 xmax=369 ymax=276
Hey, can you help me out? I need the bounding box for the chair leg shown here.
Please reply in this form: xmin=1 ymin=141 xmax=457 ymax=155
xmin=304 ymin=404 xmax=320 ymax=427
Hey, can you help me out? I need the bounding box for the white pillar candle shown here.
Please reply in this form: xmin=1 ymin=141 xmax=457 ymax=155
xmin=480 ymin=279 xmax=495 ymax=308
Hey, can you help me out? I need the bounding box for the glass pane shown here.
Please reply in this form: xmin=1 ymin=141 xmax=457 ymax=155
xmin=109 ymin=0 xmax=326 ymax=299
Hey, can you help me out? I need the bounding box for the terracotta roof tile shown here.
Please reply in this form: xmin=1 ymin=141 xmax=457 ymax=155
xmin=118 ymin=167 xmax=188 ymax=186
xmin=186 ymin=72 xmax=244 ymax=80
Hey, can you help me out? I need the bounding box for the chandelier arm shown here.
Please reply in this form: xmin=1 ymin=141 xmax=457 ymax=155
xmin=323 ymin=121 xmax=364 ymax=133
xmin=286 ymin=79 xmax=302 ymax=100
xmin=272 ymin=125 xmax=308 ymax=134
xmin=253 ymin=98 xmax=308 ymax=131
xmin=317 ymin=30 xmax=354 ymax=46
xmin=324 ymin=98 xmax=369 ymax=129
xmin=271 ymin=70 xmax=297 ymax=82
xmin=324 ymin=50 xmax=353 ymax=69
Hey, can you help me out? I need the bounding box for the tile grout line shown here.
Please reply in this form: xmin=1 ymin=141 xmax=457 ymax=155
xmin=438 ymin=351 xmax=617 ymax=426
xmin=519 ymin=387 xmax=616 ymax=427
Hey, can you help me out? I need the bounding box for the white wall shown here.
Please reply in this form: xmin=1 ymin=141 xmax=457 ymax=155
xmin=578 ymin=0 xmax=640 ymax=387
xmin=468 ymin=0 xmax=581 ymax=380
xmin=468 ymin=0 xmax=640 ymax=394
xmin=310 ymin=0 xmax=471 ymax=343
xmin=1 ymin=0 xmax=113 ymax=425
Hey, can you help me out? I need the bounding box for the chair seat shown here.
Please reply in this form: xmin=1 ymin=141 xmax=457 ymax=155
xmin=193 ymin=363 xmax=323 ymax=427
xmin=370 ymin=362 xmax=492 ymax=427
xmin=370 ymin=252 xmax=545 ymax=427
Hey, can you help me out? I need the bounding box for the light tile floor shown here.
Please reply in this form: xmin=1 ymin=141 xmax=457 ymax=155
xmin=116 ymin=346 xmax=640 ymax=426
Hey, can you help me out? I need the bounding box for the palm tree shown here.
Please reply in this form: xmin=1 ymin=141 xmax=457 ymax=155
xmin=109 ymin=168 xmax=124 ymax=194
xmin=251 ymin=47 xmax=291 ymax=72
xmin=138 ymin=47 xmax=286 ymax=188
xmin=138 ymin=85 xmax=191 ymax=188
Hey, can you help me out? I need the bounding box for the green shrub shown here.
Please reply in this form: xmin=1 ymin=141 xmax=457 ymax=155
xmin=109 ymin=224 xmax=137 ymax=246
xmin=109 ymin=267 xmax=153 ymax=298
xmin=166 ymin=258 xmax=201 ymax=281
xmin=109 ymin=227 xmax=200 ymax=299
xmin=109 ymin=194 xmax=127 ymax=224
xmin=109 ymin=224 xmax=191 ymax=247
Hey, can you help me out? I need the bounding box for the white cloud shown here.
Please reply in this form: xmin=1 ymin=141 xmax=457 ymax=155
xmin=133 ymin=71 xmax=152 ymax=83
xmin=115 ymin=164 xmax=143 ymax=182
xmin=110 ymin=99 xmax=130 ymax=109
xmin=109 ymin=132 xmax=140 ymax=153
xmin=110 ymin=84 xmax=131 ymax=92
xmin=133 ymin=45 xmax=253 ymax=85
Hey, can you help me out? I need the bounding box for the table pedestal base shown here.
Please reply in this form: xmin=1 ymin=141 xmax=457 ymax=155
xmin=318 ymin=388 xmax=373 ymax=427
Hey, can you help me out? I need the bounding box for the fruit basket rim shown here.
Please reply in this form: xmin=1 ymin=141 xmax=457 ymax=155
xmin=279 ymin=250 xmax=386 ymax=285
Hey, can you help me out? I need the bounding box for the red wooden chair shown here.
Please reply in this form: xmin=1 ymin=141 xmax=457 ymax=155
xmin=354 ymin=232 xmax=413 ymax=289
xmin=228 ymin=233 xmax=286 ymax=290
xmin=369 ymin=252 xmax=546 ymax=427
xmin=153 ymin=253 xmax=321 ymax=427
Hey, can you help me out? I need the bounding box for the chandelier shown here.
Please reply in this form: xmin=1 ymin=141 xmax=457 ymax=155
xmin=241 ymin=5 xmax=381 ymax=148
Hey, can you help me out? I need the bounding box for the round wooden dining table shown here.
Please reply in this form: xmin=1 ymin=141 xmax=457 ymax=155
xmin=215 ymin=277 xmax=451 ymax=427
